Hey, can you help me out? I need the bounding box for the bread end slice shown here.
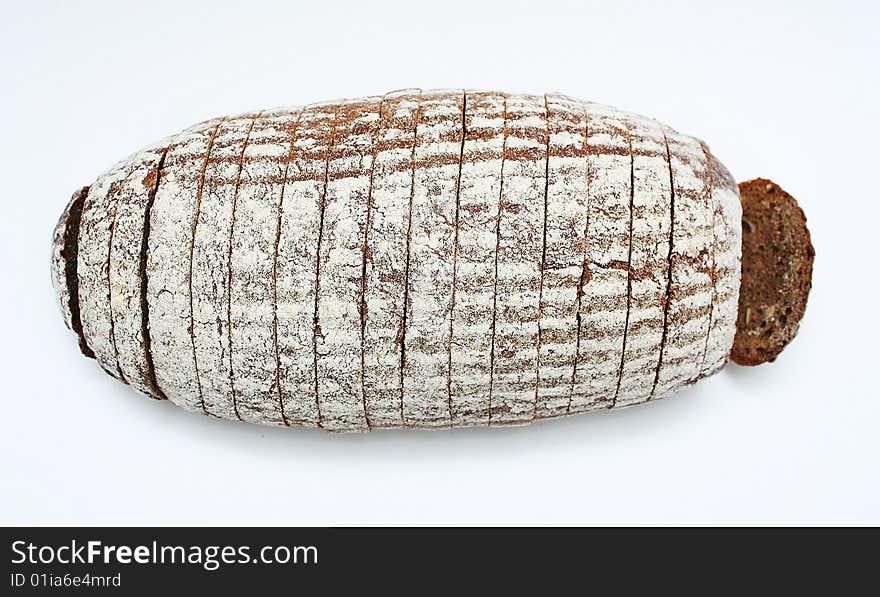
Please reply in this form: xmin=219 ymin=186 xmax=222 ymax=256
xmin=58 ymin=185 xmax=95 ymax=359
xmin=731 ymin=178 xmax=814 ymax=365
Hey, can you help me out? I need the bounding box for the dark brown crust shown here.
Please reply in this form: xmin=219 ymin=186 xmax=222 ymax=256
xmin=62 ymin=186 xmax=95 ymax=359
xmin=731 ymin=178 xmax=814 ymax=365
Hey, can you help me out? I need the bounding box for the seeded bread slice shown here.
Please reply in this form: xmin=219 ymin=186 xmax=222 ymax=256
xmin=732 ymin=179 xmax=813 ymax=365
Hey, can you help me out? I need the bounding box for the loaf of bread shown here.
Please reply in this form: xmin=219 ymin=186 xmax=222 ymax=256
xmin=51 ymin=89 xmax=813 ymax=431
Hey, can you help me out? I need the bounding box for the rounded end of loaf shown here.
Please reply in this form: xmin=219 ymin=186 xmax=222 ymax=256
xmin=731 ymin=178 xmax=814 ymax=366
xmin=50 ymin=186 xmax=95 ymax=359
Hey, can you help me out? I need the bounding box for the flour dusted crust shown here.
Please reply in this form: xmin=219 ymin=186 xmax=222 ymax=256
xmin=52 ymin=188 xmax=87 ymax=335
xmin=448 ymin=92 xmax=505 ymax=425
xmin=187 ymin=114 xmax=262 ymax=417
xmin=613 ymin=112 xmax=672 ymax=407
xmin=568 ymin=102 xmax=632 ymax=414
xmin=489 ymin=94 xmax=548 ymax=425
xmin=316 ymin=98 xmax=380 ymax=432
xmin=651 ymin=127 xmax=714 ymax=399
xmin=534 ymin=94 xmax=588 ymax=419
xmin=701 ymin=149 xmax=741 ymax=375
xmin=229 ymin=111 xmax=299 ymax=426
xmin=55 ymin=90 xmax=744 ymax=431
xmin=402 ymin=90 xmax=463 ymax=428
xmin=275 ymin=104 xmax=336 ymax=427
xmin=362 ymin=89 xmax=420 ymax=428
xmin=79 ymin=143 xmax=170 ymax=381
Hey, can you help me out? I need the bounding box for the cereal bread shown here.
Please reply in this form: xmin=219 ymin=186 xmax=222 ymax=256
xmin=731 ymin=179 xmax=813 ymax=365
xmin=55 ymin=90 xmax=812 ymax=432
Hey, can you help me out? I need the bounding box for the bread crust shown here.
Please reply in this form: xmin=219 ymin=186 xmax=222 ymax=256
xmin=51 ymin=186 xmax=92 ymax=357
xmin=448 ymin=92 xmax=506 ymax=426
xmin=56 ymin=91 xmax=748 ymax=430
xmin=489 ymin=94 xmax=548 ymax=425
xmin=361 ymin=90 xmax=421 ymax=428
xmin=402 ymin=90 xmax=464 ymax=428
xmin=534 ymin=94 xmax=589 ymax=419
xmin=316 ymin=98 xmax=380 ymax=431
xmin=275 ymin=104 xmax=336 ymax=427
xmin=614 ymin=113 xmax=673 ymax=407
xmin=230 ymin=112 xmax=299 ymax=425
xmin=650 ymin=127 xmax=715 ymax=400
xmin=569 ymin=102 xmax=632 ymax=414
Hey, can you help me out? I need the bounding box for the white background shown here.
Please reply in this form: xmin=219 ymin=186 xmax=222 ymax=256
xmin=1 ymin=0 xmax=878 ymax=525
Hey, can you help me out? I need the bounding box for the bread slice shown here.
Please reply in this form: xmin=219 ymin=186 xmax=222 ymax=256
xmin=78 ymin=162 xmax=137 ymax=382
xmin=488 ymin=93 xmax=548 ymax=425
xmin=401 ymin=90 xmax=464 ymax=428
xmin=275 ymin=104 xmax=337 ymax=427
xmin=448 ymin=91 xmax=506 ymax=426
xmin=612 ymin=112 xmax=673 ymax=407
xmin=187 ymin=114 xmax=262 ymax=418
xmin=650 ymin=126 xmax=714 ymax=400
xmin=361 ymin=89 xmax=421 ymax=428
xmin=569 ymin=102 xmax=632 ymax=414
xmin=700 ymin=147 xmax=742 ymax=375
xmin=534 ymin=94 xmax=589 ymax=419
xmin=79 ymin=142 xmax=174 ymax=383
xmin=51 ymin=186 xmax=93 ymax=358
xmin=316 ymin=98 xmax=380 ymax=432
xmin=110 ymin=142 xmax=177 ymax=399
xmin=229 ymin=111 xmax=299 ymax=426
xmin=731 ymin=179 xmax=814 ymax=365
